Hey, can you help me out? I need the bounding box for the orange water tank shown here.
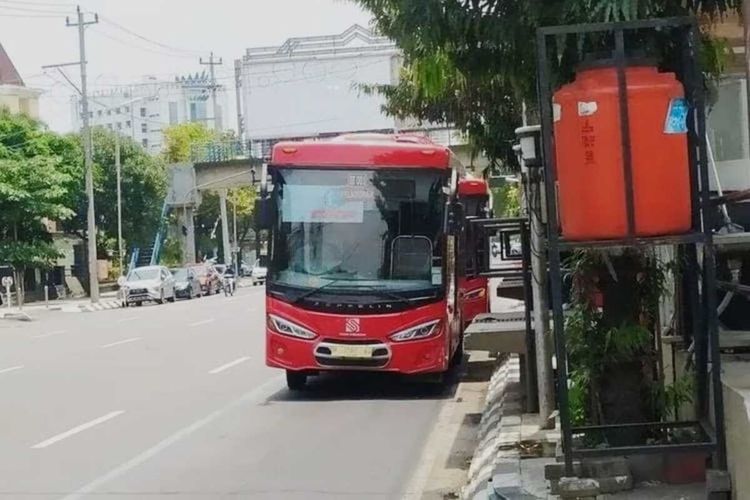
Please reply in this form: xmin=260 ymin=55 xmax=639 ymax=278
xmin=553 ymin=64 xmax=692 ymax=241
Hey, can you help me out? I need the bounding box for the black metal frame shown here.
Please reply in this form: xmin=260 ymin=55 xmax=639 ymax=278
xmin=536 ymin=17 xmax=726 ymax=474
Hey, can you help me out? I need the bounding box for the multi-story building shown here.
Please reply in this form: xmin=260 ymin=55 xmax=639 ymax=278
xmin=71 ymin=72 xmax=229 ymax=156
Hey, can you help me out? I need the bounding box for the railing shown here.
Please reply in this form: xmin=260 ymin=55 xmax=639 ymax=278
xmin=190 ymin=140 xmax=253 ymax=163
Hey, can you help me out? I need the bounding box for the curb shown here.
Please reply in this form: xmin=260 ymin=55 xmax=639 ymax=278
xmin=0 ymin=310 xmax=33 ymax=321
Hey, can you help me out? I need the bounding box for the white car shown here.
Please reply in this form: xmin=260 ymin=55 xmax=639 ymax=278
xmin=120 ymin=265 xmax=176 ymax=307
xmin=251 ymin=259 xmax=267 ymax=286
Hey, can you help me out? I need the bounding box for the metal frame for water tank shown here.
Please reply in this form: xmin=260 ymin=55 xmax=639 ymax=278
xmin=536 ymin=17 xmax=727 ymax=476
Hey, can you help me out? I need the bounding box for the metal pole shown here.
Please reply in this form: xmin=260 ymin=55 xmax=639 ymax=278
xmin=116 ymin=132 xmax=123 ymax=277
xmin=69 ymin=6 xmax=99 ymax=303
xmin=234 ymin=59 xmax=244 ymax=141
xmin=44 ymin=285 xmax=49 ymax=309
xmin=232 ymin=200 xmax=239 ymax=276
xmin=218 ymin=189 xmax=231 ymax=266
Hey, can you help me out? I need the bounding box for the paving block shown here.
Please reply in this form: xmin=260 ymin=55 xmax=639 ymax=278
xmin=597 ymin=475 xmax=633 ymax=493
xmin=558 ymin=477 xmax=599 ymax=499
xmin=544 ymin=462 xmax=581 ymax=480
xmin=581 ymin=457 xmax=630 ymax=478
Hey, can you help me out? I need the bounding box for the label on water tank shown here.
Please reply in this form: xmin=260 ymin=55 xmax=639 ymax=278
xmin=665 ymin=98 xmax=688 ymax=134
xmin=577 ymin=101 xmax=598 ymax=116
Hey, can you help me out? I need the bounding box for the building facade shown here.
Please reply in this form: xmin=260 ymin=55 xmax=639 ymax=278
xmin=236 ymin=24 xmax=402 ymax=142
xmin=0 ymin=42 xmax=40 ymax=119
xmin=71 ymin=72 xmax=229 ymax=156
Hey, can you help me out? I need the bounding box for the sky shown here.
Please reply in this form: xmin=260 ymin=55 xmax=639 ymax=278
xmin=0 ymin=0 xmax=373 ymax=132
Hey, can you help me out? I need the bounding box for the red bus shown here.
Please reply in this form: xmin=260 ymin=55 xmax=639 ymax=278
xmin=260 ymin=134 xmax=488 ymax=389
xmin=457 ymin=178 xmax=492 ymax=327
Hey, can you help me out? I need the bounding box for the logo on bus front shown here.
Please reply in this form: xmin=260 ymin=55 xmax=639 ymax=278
xmin=345 ymin=318 xmax=360 ymax=334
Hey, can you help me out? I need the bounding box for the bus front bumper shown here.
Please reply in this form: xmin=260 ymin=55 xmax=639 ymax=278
xmin=266 ymin=330 xmax=447 ymax=375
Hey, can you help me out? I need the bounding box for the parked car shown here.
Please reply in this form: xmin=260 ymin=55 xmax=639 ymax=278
xmin=240 ymin=262 xmax=252 ymax=277
xmin=170 ymin=267 xmax=202 ymax=300
xmin=120 ymin=266 xmax=176 ymax=306
xmin=251 ymin=259 xmax=267 ymax=286
xmin=189 ymin=264 xmax=220 ymax=295
xmin=213 ymin=264 xmax=227 ymax=291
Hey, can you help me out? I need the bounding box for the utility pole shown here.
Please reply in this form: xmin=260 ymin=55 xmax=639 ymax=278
xmin=54 ymin=6 xmax=99 ymax=302
xmin=115 ymin=133 xmax=123 ymax=276
xmin=200 ymin=52 xmax=223 ymax=132
xmin=218 ymin=189 xmax=231 ymax=266
xmin=232 ymin=200 xmax=239 ymax=277
xmin=234 ymin=59 xmax=244 ymax=141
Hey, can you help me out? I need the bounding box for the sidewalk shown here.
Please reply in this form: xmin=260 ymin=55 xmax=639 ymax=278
xmin=0 ymin=291 xmax=121 ymax=319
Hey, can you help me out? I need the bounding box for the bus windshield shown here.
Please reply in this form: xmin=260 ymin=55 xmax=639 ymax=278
xmin=269 ymin=168 xmax=448 ymax=296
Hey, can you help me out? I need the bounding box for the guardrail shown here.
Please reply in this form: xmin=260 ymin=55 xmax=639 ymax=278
xmin=190 ymin=140 xmax=253 ymax=163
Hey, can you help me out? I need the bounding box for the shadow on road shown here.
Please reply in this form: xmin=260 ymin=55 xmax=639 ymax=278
xmin=268 ymin=367 xmax=463 ymax=403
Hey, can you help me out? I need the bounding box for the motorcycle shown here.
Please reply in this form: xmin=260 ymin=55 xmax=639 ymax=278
xmin=223 ymin=274 xmax=236 ymax=296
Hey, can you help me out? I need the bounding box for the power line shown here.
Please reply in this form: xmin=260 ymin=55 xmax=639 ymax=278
xmin=0 ymin=0 xmax=73 ymax=7
xmin=89 ymin=26 xmax=196 ymax=60
xmin=0 ymin=3 xmax=71 ymax=14
xmin=97 ymin=15 xmax=201 ymax=56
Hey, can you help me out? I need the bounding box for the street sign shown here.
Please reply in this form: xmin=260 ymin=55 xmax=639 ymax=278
xmin=1 ymin=276 xmax=13 ymax=287
xmin=489 ymin=235 xmax=503 ymax=270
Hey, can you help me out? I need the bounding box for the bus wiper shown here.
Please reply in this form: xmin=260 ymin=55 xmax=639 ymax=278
xmin=291 ymin=278 xmax=345 ymax=304
xmin=348 ymin=285 xmax=415 ymax=305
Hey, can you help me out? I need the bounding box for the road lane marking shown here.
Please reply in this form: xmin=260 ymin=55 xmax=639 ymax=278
xmin=100 ymin=337 xmax=141 ymax=349
xmin=61 ymin=376 xmax=284 ymax=500
xmin=31 ymin=411 xmax=125 ymax=449
xmin=117 ymin=316 xmax=140 ymax=323
xmin=0 ymin=365 xmax=24 ymax=375
xmin=188 ymin=318 xmax=215 ymax=327
xmin=208 ymin=356 xmax=251 ymax=374
xmin=33 ymin=330 xmax=67 ymax=339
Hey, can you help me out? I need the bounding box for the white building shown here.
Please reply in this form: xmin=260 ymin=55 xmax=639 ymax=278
xmin=237 ymin=24 xmax=402 ymax=146
xmin=71 ymin=72 xmax=229 ymax=156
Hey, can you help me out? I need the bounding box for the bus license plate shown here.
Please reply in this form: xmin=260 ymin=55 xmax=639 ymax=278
xmin=329 ymin=344 xmax=373 ymax=358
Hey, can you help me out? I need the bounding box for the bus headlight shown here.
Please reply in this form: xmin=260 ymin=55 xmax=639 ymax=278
xmin=267 ymin=314 xmax=317 ymax=340
xmin=390 ymin=319 xmax=441 ymax=342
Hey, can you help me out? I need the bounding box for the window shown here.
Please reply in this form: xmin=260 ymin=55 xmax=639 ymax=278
xmin=116 ymin=107 xmax=121 ymax=114
xmin=125 ymin=106 xmax=130 ymax=113
xmin=125 ymin=120 xmax=131 ymax=128
xmin=107 ymin=124 xmax=113 ymax=130
xmin=107 ymin=110 xmax=111 ymax=116
xmin=169 ymin=102 xmax=178 ymax=125
xmin=141 ymin=123 xmax=147 ymax=133
xmin=97 ymin=110 xmax=102 ymax=117
xmin=142 ymin=138 xmax=148 ymax=147
xmin=189 ymin=101 xmax=206 ymax=122
xmin=88 ymin=111 xmax=93 ymax=118
xmin=140 ymin=107 xmax=147 ymax=117
xmin=117 ymin=122 xmax=122 ymax=130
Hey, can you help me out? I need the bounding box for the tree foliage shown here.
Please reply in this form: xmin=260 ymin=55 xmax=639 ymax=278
xmin=355 ymin=0 xmax=740 ymax=170
xmin=55 ymin=127 xmax=168 ymax=257
xmin=162 ymin=122 xmax=218 ymax=163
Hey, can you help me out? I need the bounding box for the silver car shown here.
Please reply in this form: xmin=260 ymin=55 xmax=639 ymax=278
xmin=121 ymin=266 xmax=176 ymax=307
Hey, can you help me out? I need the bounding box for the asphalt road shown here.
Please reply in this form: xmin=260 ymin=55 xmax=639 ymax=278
xmin=0 ymin=283 xmax=454 ymax=499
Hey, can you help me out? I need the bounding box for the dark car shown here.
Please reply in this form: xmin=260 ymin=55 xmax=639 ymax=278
xmin=188 ymin=264 xmax=220 ymax=295
xmin=170 ymin=267 xmax=202 ymax=299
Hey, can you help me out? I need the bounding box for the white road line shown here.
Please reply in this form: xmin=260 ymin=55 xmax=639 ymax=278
xmin=208 ymin=356 xmax=251 ymax=375
xmin=100 ymin=337 xmax=141 ymax=349
xmin=188 ymin=318 xmax=215 ymax=327
xmin=0 ymin=365 xmax=24 ymax=375
xmin=33 ymin=330 xmax=67 ymax=339
xmin=61 ymin=376 xmax=284 ymax=500
xmin=117 ymin=316 xmax=139 ymax=323
xmin=31 ymin=410 xmax=125 ymax=449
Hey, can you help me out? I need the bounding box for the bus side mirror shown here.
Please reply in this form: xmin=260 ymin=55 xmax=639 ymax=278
xmin=254 ymin=198 xmax=272 ymax=229
xmin=446 ymin=202 xmax=464 ymax=235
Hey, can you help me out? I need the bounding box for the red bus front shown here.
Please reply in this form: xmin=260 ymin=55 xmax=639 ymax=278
xmin=263 ymin=137 xmax=461 ymax=389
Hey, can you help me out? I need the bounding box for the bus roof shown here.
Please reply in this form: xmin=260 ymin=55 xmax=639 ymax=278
xmin=270 ymin=133 xmax=452 ymax=169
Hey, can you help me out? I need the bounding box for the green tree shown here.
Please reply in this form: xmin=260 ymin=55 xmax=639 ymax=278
xmin=354 ymin=0 xmax=738 ymax=171
xmin=61 ymin=127 xmax=168 ymax=257
xmin=163 ymin=122 xmax=217 ymax=163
